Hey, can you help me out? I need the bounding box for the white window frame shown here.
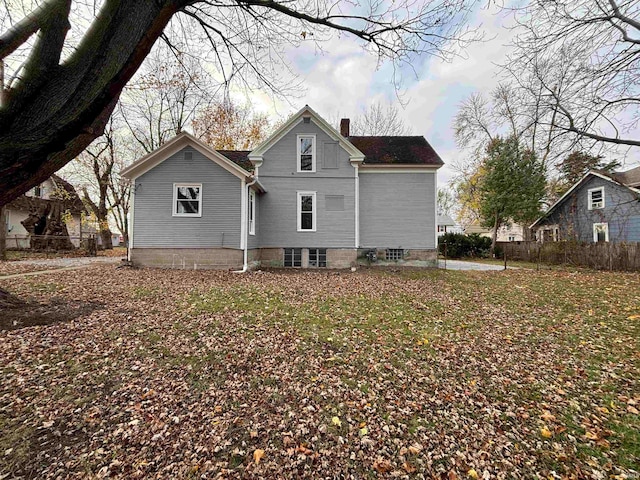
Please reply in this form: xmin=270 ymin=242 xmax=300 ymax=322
xmin=297 ymin=134 xmax=316 ymax=173
xmin=248 ymin=189 xmax=256 ymax=236
xmin=593 ymin=223 xmax=609 ymax=243
xmin=297 ymin=191 xmax=316 ymax=232
xmin=588 ymin=186 xmax=605 ymax=210
xmin=173 ymin=183 xmax=202 ymax=217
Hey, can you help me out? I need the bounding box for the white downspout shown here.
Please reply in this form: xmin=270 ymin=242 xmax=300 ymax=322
xmin=234 ymin=177 xmax=258 ymax=273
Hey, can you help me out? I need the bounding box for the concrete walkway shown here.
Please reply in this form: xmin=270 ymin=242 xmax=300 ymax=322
xmin=0 ymin=256 xmax=122 ymax=279
xmin=438 ymin=259 xmax=514 ymax=271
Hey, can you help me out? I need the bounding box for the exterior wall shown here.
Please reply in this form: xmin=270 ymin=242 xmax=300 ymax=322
xmin=131 ymin=248 xmax=243 ymax=269
xmin=256 ymin=248 xmax=357 ymax=269
xmin=359 ymin=172 xmax=437 ymax=249
xmin=257 ymin=119 xmax=356 ymax=248
xmin=6 ymin=207 xmax=83 ymax=248
xmin=537 ymin=176 xmax=640 ymax=243
xmin=496 ymin=223 xmax=524 ymax=242
xmin=132 ymin=146 xmax=242 ymax=249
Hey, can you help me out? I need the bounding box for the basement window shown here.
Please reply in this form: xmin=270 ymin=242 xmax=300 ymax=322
xmin=309 ymin=248 xmax=327 ymax=268
xmin=284 ymin=248 xmax=302 ymax=267
xmin=386 ymin=249 xmax=404 ymax=261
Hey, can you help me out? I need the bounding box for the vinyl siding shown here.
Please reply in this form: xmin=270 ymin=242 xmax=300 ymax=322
xmin=359 ymin=172 xmax=436 ymax=249
xmin=133 ymin=147 xmax=242 ymax=248
xmin=257 ymin=118 xmax=356 ymax=247
xmin=538 ymin=176 xmax=640 ymax=242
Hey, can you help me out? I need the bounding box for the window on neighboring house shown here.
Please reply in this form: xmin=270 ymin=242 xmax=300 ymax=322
xmin=34 ymin=185 xmax=42 ymax=197
xmin=284 ymin=248 xmax=302 ymax=267
xmin=593 ymin=223 xmax=609 ymax=243
xmin=386 ymin=249 xmax=404 ymax=261
xmin=588 ymin=187 xmax=605 ymax=210
xmin=508 ymin=235 xmax=516 ymax=242
xmin=437 ymin=225 xmax=446 ymax=233
xmin=249 ymin=190 xmax=256 ymax=235
xmin=173 ymin=183 xmax=202 ymax=217
xmin=297 ymin=135 xmax=315 ymax=172
xmin=309 ymin=248 xmax=327 ymax=267
xmin=297 ymin=191 xmax=316 ymax=231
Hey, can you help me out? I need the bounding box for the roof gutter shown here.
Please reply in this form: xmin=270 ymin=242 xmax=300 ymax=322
xmin=233 ymin=176 xmax=258 ymax=273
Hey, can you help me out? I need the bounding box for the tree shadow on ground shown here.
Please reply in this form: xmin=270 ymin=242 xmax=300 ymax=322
xmin=0 ymin=288 xmax=103 ymax=330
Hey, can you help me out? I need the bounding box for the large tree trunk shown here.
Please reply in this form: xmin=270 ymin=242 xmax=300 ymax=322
xmin=21 ymin=200 xmax=74 ymax=250
xmin=0 ymin=205 xmax=6 ymax=260
xmin=0 ymin=0 xmax=181 ymax=207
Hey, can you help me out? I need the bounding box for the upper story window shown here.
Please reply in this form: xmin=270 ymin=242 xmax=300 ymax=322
xmin=249 ymin=190 xmax=256 ymax=235
xmin=297 ymin=135 xmax=316 ymax=172
xmin=173 ymin=183 xmax=202 ymax=217
xmin=297 ymin=191 xmax=316 ymax=231
xmin=588 ymin=187 xmax=605 ymax=210
xmin=34 ymin=185 xmax=42 ymax=197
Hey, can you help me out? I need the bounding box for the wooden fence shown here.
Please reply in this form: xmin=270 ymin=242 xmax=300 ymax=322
xmin=497 ymin=241 xmax=640 ymax=272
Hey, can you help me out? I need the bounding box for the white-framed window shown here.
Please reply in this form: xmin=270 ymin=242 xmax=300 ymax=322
xmin=588 ymin=187 xmax=605 ymax=210
xmin=437 ymin=225 xmax=446 ymax=233
xmin=297 ymin=135 xmax=316 ymax=172
xmin=173 ymin=183 xmax=202 ymax=217
xmin=249 ymin=190 xmax=256 ymax=235
xmin=34 ymin=184 xmax=42 ymax=197
xmin=297 ymin=191 xmax=316 ymax=232
xmin=593 ymin=223 xmax=609 ymax=243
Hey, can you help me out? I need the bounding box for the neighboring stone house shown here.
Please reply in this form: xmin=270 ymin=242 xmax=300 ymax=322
xmin=121 ymin=105 xmax=443 ymax=269
xmin=531 ymin=167 xmax=640 ymax=243
xmin=5 ymin=175 xmax=86 ymax=249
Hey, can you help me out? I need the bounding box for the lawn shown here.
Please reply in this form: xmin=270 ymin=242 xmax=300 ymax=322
xmin=1 ymin=266 xmax=638 ymax=479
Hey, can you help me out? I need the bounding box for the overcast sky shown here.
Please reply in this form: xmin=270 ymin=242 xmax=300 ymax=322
xmin=245 ymin=4 xmax=640 ymax=189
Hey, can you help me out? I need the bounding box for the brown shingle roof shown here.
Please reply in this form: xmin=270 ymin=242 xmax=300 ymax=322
xmin=348 ymin=136 xmax=444 ymax=166
xmin=612 ymin=165 xmax=640 ymax=188
xmin=217 ymin=150 xmax=253 ymax=172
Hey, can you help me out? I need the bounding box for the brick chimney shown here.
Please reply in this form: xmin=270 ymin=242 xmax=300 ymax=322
xmin=340 ymin=118 xmax=350 ymax=137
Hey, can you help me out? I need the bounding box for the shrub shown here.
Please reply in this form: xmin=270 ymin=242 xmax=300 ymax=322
xmin=438 ymin=233 xmax=492 ymax=258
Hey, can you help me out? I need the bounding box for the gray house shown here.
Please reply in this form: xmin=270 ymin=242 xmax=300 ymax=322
xmin=531 ymin=167 xmax=640 ymax=243
xmin=121 ymin=105 xmax=443 ymax=269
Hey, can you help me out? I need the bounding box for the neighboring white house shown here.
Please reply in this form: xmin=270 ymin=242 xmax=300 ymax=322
xmin=437 ymin=214 xmax=463 ymax=236
xmin=495 ymin=223 xmax=525 ymax=242
xmin=5 ymin=175 xmax=88 ymax=249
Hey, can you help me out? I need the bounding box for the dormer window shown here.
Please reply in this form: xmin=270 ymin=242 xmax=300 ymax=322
xmin=588 ymin=187 xmax=604 ymax=210
xmin=297 ymin=135 xmax=315 ymax=172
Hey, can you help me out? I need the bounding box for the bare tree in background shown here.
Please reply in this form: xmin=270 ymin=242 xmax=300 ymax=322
xmin=0 ymin=0 xmax=480 ymax=207
xmin=119 ymin=47 xmax=214 ymax=153
xmin=349 ymin=102 xmax=412 ymax=136
xmin=503 ymin=0 xmax=640 ymax=148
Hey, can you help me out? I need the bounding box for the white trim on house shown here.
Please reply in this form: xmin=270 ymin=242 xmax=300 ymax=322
xmin=249 ymin=189 xmax=256 ymax=236
xmin=172 ymin=183 xmax=202 ymax=217
xmin=588 ymin=186 xmax=605 ymax=210
xmin=128 ymin=185 xmax=135 ymax=259
xmin=531 ymin=170 xmax=640 ymax=228
xmin=358 ymin=166 xmax=441 ymax=173
xmin=296 ymin=134 xmax=316 ymax=173
xmin=248 ymin=105 xmax=365 ymax=165
xmin=354 ymin=163 xmax=359 ymax=248
xmin=593 ymin=222 xmax=609 ymax=242
xmin=121 ymin=132 xmax=253 ymax=182
xmin=297 ymin=191 xmax=317 ymax=232
xmin=240 ymin=180 xmax=247 ymax=250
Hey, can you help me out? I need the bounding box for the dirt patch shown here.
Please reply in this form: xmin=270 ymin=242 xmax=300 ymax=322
xmin=0 ymin=289 xmax=102 ymax=330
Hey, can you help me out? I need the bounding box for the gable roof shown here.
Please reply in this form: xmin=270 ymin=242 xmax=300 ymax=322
xmin=248 ymin=105 xmax=365 ymax=164
xmin=438 ymin=214 xmax=456 ymax=226
xmin=612 ymin=165 xmax=640 ymax=188
xmin=530 ymin=170 xmax=640 ymax=228
xmin=121 ymin=132 xmax=256 ymax=183
xmin=7 ymin=174 xmax=85 ymax=215
xmin=349 ymin=136 xmax=444 ymax=166
xmin=217 ymin=150 xmax=253 ymax=172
